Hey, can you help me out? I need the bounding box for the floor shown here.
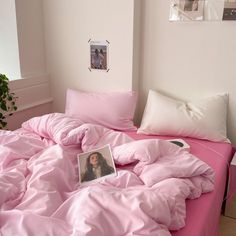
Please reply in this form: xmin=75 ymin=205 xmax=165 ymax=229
xmin=220 ymin=195 xmax=236 ymax=235
xmin=219 ymin=215 xmax=236 ymax=236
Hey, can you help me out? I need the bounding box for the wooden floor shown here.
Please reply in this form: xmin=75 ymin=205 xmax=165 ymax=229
xmin=220 ymin=196 xmax=236 ymax=235
xmin=219 ymin=215 xmax=236 ymax=236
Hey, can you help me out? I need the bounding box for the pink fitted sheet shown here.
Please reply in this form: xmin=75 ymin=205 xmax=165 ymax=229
xmin=125 ymin=132 xmax=233 ymax=236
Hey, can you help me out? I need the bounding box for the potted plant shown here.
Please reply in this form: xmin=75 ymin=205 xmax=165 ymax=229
xmin=0 ymin=73 xmax=17 ymax=129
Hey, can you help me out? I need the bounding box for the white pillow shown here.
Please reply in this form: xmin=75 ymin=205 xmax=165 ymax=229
xmin=138 ymin=90 xmax=229 ymax=142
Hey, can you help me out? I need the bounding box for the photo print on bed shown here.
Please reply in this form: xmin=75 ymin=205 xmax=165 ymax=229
xmin=78 ymin=145 xmax=116 ymax=184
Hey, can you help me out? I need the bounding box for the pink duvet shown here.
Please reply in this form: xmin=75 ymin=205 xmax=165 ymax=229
xmin=0 ymin=113 xmax=215 ymax=236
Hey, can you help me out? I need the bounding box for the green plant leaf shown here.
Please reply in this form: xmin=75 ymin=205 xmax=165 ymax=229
xmin=0 ymin=120 xmax=7 ymax=127
xmin=1 ymin=102 xmax=7 ymax=111
xmin=0 ymin=73 xmax=17 ymax=128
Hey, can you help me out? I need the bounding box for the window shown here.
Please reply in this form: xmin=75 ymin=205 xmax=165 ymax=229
xmin=0 ymin=0 xmax=21 ymax=80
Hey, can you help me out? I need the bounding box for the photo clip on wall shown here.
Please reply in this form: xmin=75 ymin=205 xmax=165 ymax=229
xmin=169 ymin=0 xmax=236 ymax=22
xmin=88 ymin=39 xmax=110 ymax=72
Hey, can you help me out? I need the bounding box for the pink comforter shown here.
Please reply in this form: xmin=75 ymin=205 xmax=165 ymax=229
xmin=0 ymin=113 xmax=215 ymax=236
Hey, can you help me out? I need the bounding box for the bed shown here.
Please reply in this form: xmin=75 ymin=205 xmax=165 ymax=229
xmin=126 ymin=132 xmax=233 ymax=236
xmin=0 ymin=89 xmax=234 ymax=236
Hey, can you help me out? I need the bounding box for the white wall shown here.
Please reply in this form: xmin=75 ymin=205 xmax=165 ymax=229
xmin=0 ymin=0 xmax=21 ymax=79
xmin=138 ymin=0 xmax=236 ymax=144
xmin=42 ymin=0 xmax=236 ymax=144
xmin=43 ymin=0 xmax=139 ymax=112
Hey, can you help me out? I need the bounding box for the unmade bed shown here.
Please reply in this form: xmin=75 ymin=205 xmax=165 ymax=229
xmin=126 ymin=132 xmax=233 ymax=236
xmin=0 ymin=88 xmax=234 ymax=235
xmin=0 ymin=112 xmax=233 ymax=236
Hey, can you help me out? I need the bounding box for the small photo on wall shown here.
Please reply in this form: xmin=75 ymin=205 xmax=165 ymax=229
xmin=169 ymin=0 xmax=204 ymax=21
xmin=89 ymin=40 xmax=109 ymax=71
xmin=223 ymin=0 xmax=236 ymax=20
xmin=183 ymin=0 xmax=200 ymax=11
xmin=179 ymin=0 xmax=204 ymax=20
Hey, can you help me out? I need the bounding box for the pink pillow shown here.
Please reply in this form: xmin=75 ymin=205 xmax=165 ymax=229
xmin=65 ymin=89 xmax=137 ymax=131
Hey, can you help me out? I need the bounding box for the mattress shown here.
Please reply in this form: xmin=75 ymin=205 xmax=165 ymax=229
xmin=126 ymin=132 xmax=233 ymax=236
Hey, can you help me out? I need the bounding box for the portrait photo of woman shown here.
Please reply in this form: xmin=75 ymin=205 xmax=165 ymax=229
xmin=90 ymin=40 xmax=108 ymax=71
xmin=78 ymin=145 xmax=116 ymax=183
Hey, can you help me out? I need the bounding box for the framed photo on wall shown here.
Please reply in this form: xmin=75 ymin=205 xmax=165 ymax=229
xmin=223 ymin=0 xmax=236 ymax=20
xmin=179 ymin=0 xmax=204 ymax=20
xmin=170 ymin=0 xmax=205 ymax=21
xmin=89 ymin=40 xmax=109 ymax=72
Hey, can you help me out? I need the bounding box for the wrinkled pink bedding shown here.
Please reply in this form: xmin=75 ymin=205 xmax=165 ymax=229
xmin=126 ymin=132 xmax=233 ymax=236
xmin=0 ymin=113 xmax=219 ymax=236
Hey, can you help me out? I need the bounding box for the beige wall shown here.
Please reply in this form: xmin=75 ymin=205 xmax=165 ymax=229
xmin=13 ymin=0 xmax=234 ymax=144
xmin=43 ymin=0 xmax=139 ymax=112
xmin=139 ymin=0 xmax=236 ymax=144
